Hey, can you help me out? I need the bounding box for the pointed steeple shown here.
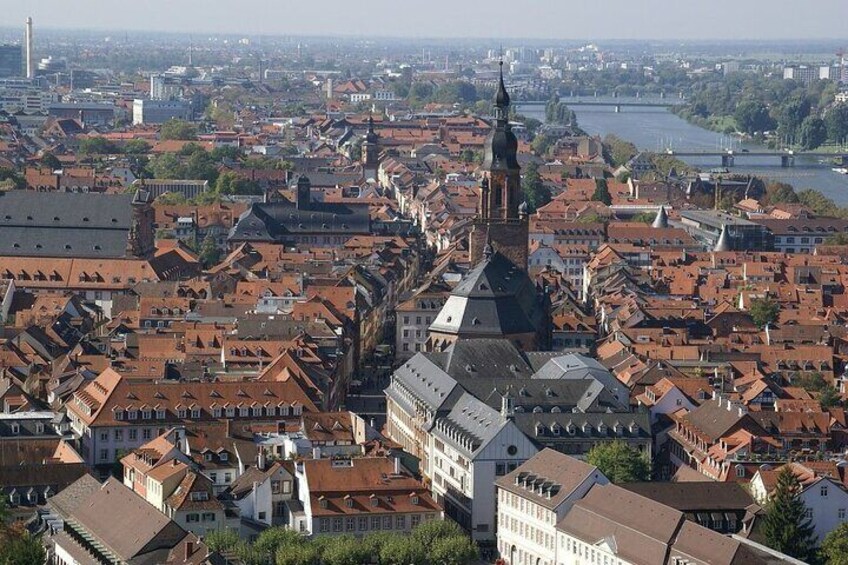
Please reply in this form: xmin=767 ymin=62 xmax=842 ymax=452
xmin=494 ymin=60 xmax=510 ymax=120
xmin=651 ymin=205 xmax=668 ymax=228
xmin=714 ymin=224 xmax=731 ymax=252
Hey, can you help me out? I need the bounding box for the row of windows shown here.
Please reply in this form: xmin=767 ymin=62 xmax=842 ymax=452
xmin=100 ymin=428 xmax=153 ymax=443
xmin=186 ymin=512 xmax=217 ymax=523
xmin=402 ymin=316 xmax=432 ymax=325
xmin=114 ymin=404 xmax=302 ymax=421
xmin=317 ymin=513 xmax=432 ymax=533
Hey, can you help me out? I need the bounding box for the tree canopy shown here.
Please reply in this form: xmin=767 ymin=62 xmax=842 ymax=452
xmin=749 ymin=296 xmax=780 ymax=329
xmin=205 ymin=520 xmax=478 ymax=565
xmin=591 ymin=178 xmax=612 ymax=206
xmin=762 ymin=467 xmax=816 ymax=561
xmin=521 ymin=161 xmax=551 ymax=212
xmin=821 ymin=521 xmax=848 ymax=565
xmin=586 ymin=440 xmax=651 ymax=483
xmin=159 ymin=119 xmax=198 ymax=141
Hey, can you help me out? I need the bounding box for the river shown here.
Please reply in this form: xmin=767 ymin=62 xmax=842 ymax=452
xmin=515 ymin=100 xmax=848 ymax=205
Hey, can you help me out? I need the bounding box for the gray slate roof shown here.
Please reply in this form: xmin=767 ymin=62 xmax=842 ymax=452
xmin=0 ymin=191 xmax=136 ymax=258
xmin=429 ymin=252 xmax=543 ymax=337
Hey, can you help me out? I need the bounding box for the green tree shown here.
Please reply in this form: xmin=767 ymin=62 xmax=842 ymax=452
xmin=40 ymin=152 xmax=62 ymax=170
xmin=78 ymin=137 xmax=118 ymax=155
xmin=0 ymin=168 xmax=25 ymax=190
xmin=379 ymin=536 xmax=425 ymax=565
xmin=149 ymin=153 xmax=186 ymax=179
xmin=459 ymin=148 xmax=475 ymax=164
xmin=0 ymin=532 xmax=46 ymax=565
xmin=777 ymin=97 xmax=811 ymax=143
xmin=204 ymin=528 xmax=240 ymax=553
xmin=531 ymin=132 xmax=556 ymax=157
xmin=825 ymin=104 xmax=848 ymax=144
xmin=320 ymin=535 xmax=371 ymax=565
xmin=255 ymin=526 xmax=303 ymax=556
xmin=411 ymin=519 xmax=465 ymax=547
xmin=215 ymin=171 xmax=261 ymax=195
xmin=821 ymin=521 xmax=848 ymax=564
xmin=276 ymin=543 xmax=319 ymax=565
xmin=763 ymin=181 xmax=799 ymax=205
xmin=602 ymin=134 xmax=638 ymax=167
xmin=586 ymin=440 xmax=650 ymax=483
xmin=430 ymin=534 xmax=480 ymax=565
xmin=630 ymin=212 xmax=656 ymax=224
xmin=160 ymin=119 xmax=198 ymax=140
xmin=819 ymin=385 xmax=841 ymax=409
xmin=733 ymin=99 xmax=774 ymax=134
xmin=521 ymin=161 xmax=551 ymax=212
xmin=749 ymin=296 xmax=780 ymax=329
xmin=591 ymin=178 xmax=612 ymax=206
xmin=124 ymin=139 xmax=151 ymax=155
xmin=762 ymin=467 xmax=816 ymax=561
xmin=799 ymin=116 xmax=828 ymax=150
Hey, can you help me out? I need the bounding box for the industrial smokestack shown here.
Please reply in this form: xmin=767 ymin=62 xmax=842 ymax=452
xmin=25 ymin=17 xmax=34 ymax=79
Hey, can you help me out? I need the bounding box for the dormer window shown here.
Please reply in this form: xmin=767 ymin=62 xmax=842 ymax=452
xmin=370 ymin=496 xmax=379 ymax=507
xmin=219 ymin=452 xmax=228 ymax=462
xmin=411 ymin=495 xmax=419 ymax=505
xmin=320 ymin=497 xmax=328 ymax=509
xmin=190 ymin=491 xmax=209 ymax=502
xmin=345 ymin=496 xmax=353 ymax=508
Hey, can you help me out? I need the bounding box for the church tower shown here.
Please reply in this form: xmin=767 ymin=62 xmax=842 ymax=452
xmin=469 ymin=62 xmax=528 ymax=270
xmin=361 ymin=115 xmax=380 ymax=179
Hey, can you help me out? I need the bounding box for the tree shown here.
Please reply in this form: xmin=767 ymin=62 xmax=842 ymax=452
xmin=521 ymin=161 xmax=551 ymax=212
xmin=602 ymin=134 xmax=638 ymax=167
xmin=586 ymin=440 xmax=650 ymax=483
xmin=591 ymin=178 xmax=612 ymax=206
xmin=825 ymin=103 xmax=848 ymax=144
xmin=749 ymin=296 xmax=780 ymax=329
xmin=819 ymin=385 xmax=841 ymax=409
xmin=204 ymin=528 xmax=240 ymax=553
xmin=123 ymin=139 xmax=151 ymax=155
xmin=160 ymin=119 xmax=198 ymax=141
xmin=40 ymin=152 xmax=62 ymax=170
xmin=0 ymin=531 xmax=46 ymax=565
xmin=762 ymin=467 xmax=816 ymax=561
xmin=630 ymin=212 xmax=656 ymax=224
xmin=763 ymin=181 xmax=799 ymax=205
xmin=320 ymin=535 xmax=371 ymax=565
xmin=276 ymin=543 xmax=319 ymax=565
xmin=255 ymin=526 xmax=303 ymax=556
xmin=78 ymin=137 xmax=118 ymax=155
xmin=410 ymin=519 xmax=465 ymax=547
xmin=821 ymin=521 xmax=848 ymax=564
xmin=799 ymin=116 xmax=828 ymax=150
xmin=777 ymin=97 xmax=811 ymax=143
xmin=734 ymin=99 xmax=774 ymax=134
xmin=378 ymin=536 xmax=425 ymax=565
xmin=430 ymin=534 xmax=480 ymax=565
xmin=215 ymin=171 xmax=261 ymax=195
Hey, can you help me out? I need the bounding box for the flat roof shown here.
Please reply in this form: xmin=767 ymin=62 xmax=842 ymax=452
xmin=680 ymin=210 xmax=756 ymax=226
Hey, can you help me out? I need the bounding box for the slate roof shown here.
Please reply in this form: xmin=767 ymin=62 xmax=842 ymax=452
xmin=495 ymin=448 xmax=604 ymax=510
xmin=0 ymin=191 xmax=135 ymax=258
xmin=229 ymin=199 xmax=370 ymax=242
xmin=429 ymin=251 xmax=543 ymax=337
xmin=621 ymin=481 xmax=754 ymax=512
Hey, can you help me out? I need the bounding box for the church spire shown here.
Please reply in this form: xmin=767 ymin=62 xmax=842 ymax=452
xmin=494 ymin=60 xmax=510 ymax=120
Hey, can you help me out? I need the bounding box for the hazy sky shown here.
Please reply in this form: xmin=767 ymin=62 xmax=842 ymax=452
xmin=5 ymin=0 xmax=848 ymax=40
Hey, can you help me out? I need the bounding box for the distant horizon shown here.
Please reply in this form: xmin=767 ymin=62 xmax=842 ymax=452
xmin=3 ymin=0 xmax=848 ymax=42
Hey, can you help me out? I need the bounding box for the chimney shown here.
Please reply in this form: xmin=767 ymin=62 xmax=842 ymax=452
xmin=393 ymin=454 xmax=401 ymax=475
xmin=25 ymin=17 xmax=34 ymax=80
xmin=257 ymin=447 xmax=266 ymax=471
xmin=184 ymin=541 xmax=194 ymax=561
